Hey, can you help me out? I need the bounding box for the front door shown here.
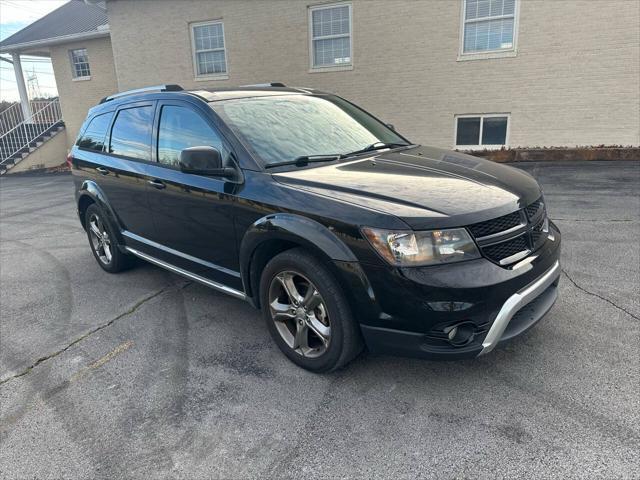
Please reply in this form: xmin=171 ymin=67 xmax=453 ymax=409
xmin=143 ymin=101 xmax=241 ymax=290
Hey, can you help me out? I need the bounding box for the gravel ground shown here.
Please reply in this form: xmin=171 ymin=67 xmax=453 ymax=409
xmin=0 ymin=161 xmax=638 ymax=479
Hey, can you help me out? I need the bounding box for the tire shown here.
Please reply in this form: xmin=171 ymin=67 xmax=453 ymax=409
xmin=84 ymin=203 xmax=134 ymax=273
xmin=260 ymin=248 xmax=363 ymax=372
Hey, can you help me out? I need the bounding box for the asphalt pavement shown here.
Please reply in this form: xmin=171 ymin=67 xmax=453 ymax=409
xmin=0 ymin=161 xmax=638 ymax=479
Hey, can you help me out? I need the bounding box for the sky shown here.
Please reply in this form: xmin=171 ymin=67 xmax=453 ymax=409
xmin=0 ymin=0 xmax=69 ymax=102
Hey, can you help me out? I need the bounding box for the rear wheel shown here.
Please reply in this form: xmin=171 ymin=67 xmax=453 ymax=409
xmin=85 ymin=204 xmax=134 ymax=273
xmin=260 ymin=248 xmax=363 ymax=372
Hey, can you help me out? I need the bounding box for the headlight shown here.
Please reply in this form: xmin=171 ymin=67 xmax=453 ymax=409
xmin=361 ymin=227 xmax=480 ymax=267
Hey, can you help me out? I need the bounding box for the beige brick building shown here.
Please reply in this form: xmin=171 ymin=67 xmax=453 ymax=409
xmin=107 ymin=0 xmax=640 ymax=149
xmin=49 ymin=36 xmax=118 ymax=147
xmin=2 ymin=0 xmax=639 ymax=163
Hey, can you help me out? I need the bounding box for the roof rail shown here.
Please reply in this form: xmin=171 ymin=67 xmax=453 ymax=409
xmin=240 ymin=82 xmax=287 ymax=88
xmin=100 ymin=84 xmax=184 ymax=103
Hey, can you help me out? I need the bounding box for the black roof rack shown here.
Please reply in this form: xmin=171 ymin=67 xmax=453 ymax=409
xmin=100 ymin=84 xmax=184 ymax=104
xmin=239 ymin=82 xmax=287 ymax=88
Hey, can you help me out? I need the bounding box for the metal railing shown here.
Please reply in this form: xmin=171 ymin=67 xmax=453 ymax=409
xmin=0 ymin=100 xmax=61 ymax=135
xmin=0 ymin=103 xmax=24 ymax=135
xmin=0 ymin=98 xmax=63 ymax=166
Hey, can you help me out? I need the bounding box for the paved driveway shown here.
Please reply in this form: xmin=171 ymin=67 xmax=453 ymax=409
xmin=1 ymin=162 xmax=638 ymax=479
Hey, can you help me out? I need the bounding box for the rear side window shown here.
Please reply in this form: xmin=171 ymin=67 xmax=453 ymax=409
xmin=157 ymin=105 xmax=224 ymax=168
xmin=77 ymin=112 xmax=112 ymax=152
xmin=108 ymin=106 xmax=154 ymax=160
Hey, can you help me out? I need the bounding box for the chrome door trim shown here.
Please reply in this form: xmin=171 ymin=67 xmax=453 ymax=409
xmin=125 ymin=246 xmax=247 ymax=300
xmin=478 ymin=260 xmax=560 ymax=356
xmin=122 ymin=230 xmax=241 ymax=278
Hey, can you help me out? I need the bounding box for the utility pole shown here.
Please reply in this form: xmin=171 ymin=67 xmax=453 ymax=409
xmin=27 ymin=68 xmax=42 ymax=100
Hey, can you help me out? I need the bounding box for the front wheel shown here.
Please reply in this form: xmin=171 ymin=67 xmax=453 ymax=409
xmin=260 ymin=248 xmax=363 ymax=372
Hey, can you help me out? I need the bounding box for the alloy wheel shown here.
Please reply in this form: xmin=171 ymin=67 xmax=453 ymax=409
xmin=268 ymin=270 xmax=331 ymax=358
xmin=88 ymin=212 xmax=113 ymax=265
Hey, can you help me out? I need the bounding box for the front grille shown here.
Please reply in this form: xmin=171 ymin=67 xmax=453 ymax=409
xmin=531 ymin=229 xmax=544 ymax=246
xmin=467 ymin=211 xmax=522 ymax=238
xmin=531 ymin=215 xmax=547 ymax=247
xmin=482 ymin=236 xmax=528 ymax=263
xmin=525 ymin=199 xmax=543 ymax=220
xmin=467 ymin=197 xmax=547 ymax=267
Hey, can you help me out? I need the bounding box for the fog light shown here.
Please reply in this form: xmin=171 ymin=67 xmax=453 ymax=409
xmin=447 ymin=326 xmax=458 ymax=341
xmin=444 ymin=322 xmax=476 ymax=346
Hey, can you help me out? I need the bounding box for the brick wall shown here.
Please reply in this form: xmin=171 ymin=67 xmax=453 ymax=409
xmin=49 ymin=36 xmax=118 ymax=148
xmin=105 ymin=0 xmax=640 ymax=148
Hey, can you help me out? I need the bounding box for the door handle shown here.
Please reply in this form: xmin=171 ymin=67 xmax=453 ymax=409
xmin=147 ymin=179 xmax=166 ymax=190
xmin=95 ymin=167 xmax=110 ymax=175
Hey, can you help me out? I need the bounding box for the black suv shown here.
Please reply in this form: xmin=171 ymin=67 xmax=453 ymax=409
xmin=71 ymin=84 xmax=561 ymax=372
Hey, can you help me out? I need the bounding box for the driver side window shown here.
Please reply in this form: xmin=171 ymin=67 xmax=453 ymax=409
xmin=157 ymin=105 xmax=225 ymax=168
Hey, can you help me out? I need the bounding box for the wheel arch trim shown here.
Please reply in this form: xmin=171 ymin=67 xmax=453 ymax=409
xmin=77 ymin=180 xmax=124 ymax=245
xmin=239 ymin=213 xmax=359 ymax=301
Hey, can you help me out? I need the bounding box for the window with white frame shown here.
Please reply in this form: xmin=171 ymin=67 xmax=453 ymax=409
xmin=70 ymin=48 xmax=90 ymax=78
xmin=191 ymin=21 xmax=227 ymax=77
xmin=455 ymin=114 xmax=509 ymax=148
xmin=310 ymin=3 xmax=352 ymax=69
xmin=462 ymin=0 xmax=517 ymax=54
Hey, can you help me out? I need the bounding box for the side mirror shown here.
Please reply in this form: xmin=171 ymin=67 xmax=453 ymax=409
xmin=386 ymin=123 xmax=396 ymax=131
xmin=179 ymin=146 xmax=235 ymax=177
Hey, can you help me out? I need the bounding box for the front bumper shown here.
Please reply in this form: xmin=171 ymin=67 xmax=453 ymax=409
xmin=356 ymin=223 xmax=561 ymax=360
xmin=478 ymin=260 xmax=559 ymax=355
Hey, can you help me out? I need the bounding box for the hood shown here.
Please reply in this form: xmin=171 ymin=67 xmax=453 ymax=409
xmin=273 ymin=145 xmax=542 ymax=230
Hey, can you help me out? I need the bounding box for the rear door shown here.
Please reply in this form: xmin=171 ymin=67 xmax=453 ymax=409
xmin=142 ymin=100 xmax=241 ymax=289
xmin=75 ymin=102 xmax=157 ymax=239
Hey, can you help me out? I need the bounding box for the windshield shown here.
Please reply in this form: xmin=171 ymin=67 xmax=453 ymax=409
xmin=210 ymin=94 xmax=409 ymax=166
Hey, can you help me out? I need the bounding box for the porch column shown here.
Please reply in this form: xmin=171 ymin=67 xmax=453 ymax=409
xmin=11 ymin=52 xmax=31 ymax=121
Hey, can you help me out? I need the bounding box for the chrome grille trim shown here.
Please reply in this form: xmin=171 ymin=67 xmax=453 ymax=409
xmin=467 ymin=197 xmax=547 ymax=266
xmin=474 ymin=221 xmax=527 ymax=245
xmin=498 ymin=249 xmax=532 ymax=266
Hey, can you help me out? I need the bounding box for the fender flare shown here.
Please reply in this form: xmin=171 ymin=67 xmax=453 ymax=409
xmin=239 ymin=213 xmax=359 ymax=300
xmin=77 ymin=180 xmax=125 ymax=245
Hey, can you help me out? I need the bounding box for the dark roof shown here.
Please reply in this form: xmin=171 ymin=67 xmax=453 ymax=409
xmin=89 ymin=85 xmax=323 ymax=114
xmin=0 ymin=1 xmax=108 ymax=51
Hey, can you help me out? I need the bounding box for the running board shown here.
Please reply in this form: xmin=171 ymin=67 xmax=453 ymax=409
xmin=125 ymin=247 xmax=247 ymax=301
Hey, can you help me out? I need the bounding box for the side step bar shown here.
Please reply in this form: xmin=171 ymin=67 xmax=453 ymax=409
xmin=125 ymin=247 xmax=247 ymax=301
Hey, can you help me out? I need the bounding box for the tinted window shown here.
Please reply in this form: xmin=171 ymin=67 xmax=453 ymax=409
xmin=456 ymin=117 xmax=481 ymax=145
xmin=77 ymin=112 xmax=112 ymax=152
xmin=456 ymin=116 xmax=508 ymax=146
xmin=481 ymin=117 xmax=508 ymax=145
xmin=211 ymin=95 xmax=407 ymax=166
xmin=157 ymin=105 xmax=223 ymax=167
xmin=108 ymin=106 xmax=154 ymax=160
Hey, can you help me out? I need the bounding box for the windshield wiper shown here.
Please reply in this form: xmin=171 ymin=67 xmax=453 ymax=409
xmin=342 ymin=142 xmax=410 ymax=158
xmin=265 ymin=154 xmax=342 ymax=169
xmin=264 ymin=142 xmax=410 ymax=169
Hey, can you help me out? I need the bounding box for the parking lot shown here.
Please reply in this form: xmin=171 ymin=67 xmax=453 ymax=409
xmin=0 ymin=161 xmax=638 ymax=478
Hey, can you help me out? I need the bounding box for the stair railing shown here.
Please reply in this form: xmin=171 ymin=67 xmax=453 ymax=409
xmin=0 ymin=102 xmax=25 ymax=135
xmin=0 ymin=98 xmax=63 ymax=166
